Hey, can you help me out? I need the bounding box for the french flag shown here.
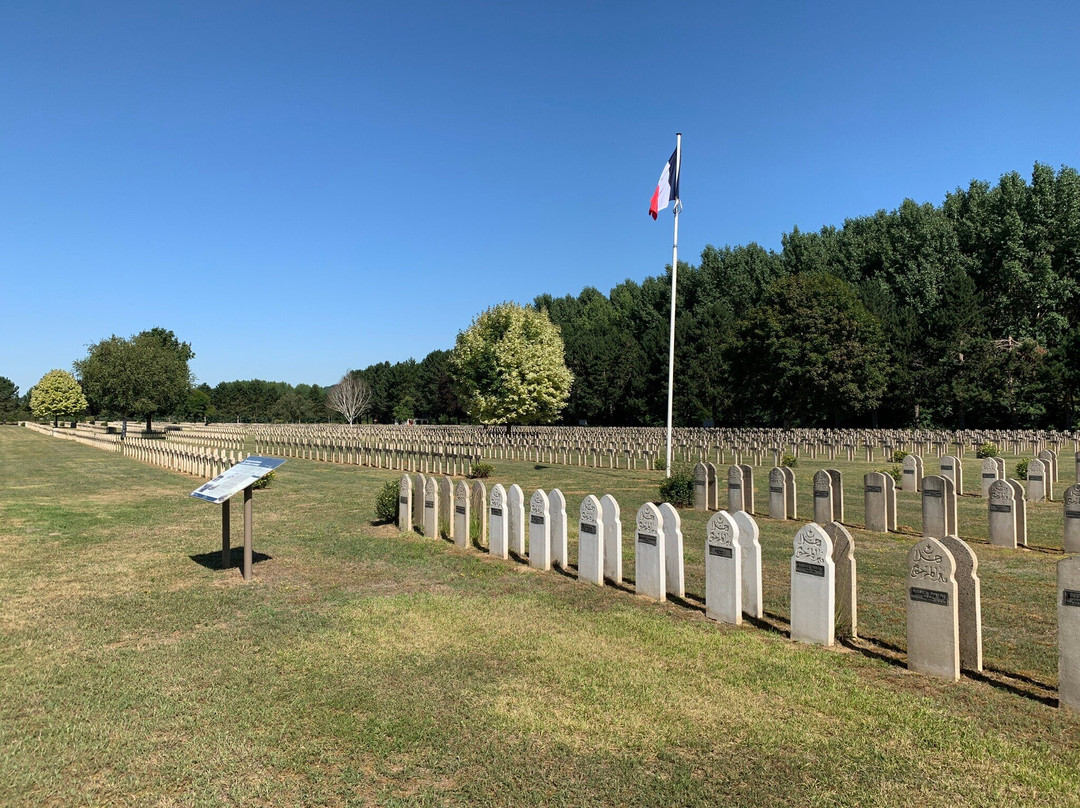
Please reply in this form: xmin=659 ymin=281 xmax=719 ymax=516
xmin=649 ymin=148 xmax=680 ymax=220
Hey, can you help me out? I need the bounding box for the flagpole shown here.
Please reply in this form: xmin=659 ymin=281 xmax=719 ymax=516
xmin=665 ymin=132 xmax=681 ymax=478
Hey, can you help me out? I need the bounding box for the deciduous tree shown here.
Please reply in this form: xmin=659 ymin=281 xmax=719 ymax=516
xmin=29 ymin=370 xmax=88 ymax=426
xmin=74 ymin=328 xmax=194 ymax=432
xmin=450 ymin=303 xmax=572 ymax=426
xmin=325 ymin=372 xmax=372 ymax=425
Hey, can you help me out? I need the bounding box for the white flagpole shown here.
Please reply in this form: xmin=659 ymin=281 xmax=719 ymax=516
xmin=665 ymin=132 xmax=681 ymax=478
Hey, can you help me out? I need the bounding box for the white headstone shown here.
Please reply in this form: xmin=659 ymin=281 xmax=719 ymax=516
xmin=906 ymin=537 xmax=960 ymax=681
xmin=902 ymin=454 xmax=921 ymax=492
xmin=790 ymin=523 xmax=835 ymax=646
xmin=813 ymin=470 xmax=833 ymax=525
xmin=634 ymin=503 xmax=666 ymax=600
xmin=939 ymin=455 xmax=963 ymax=495
xmin=980 ymin=457 xmax=1001 ymax=498
xmin=453 ymin=480 xmax=470 ymax=549
xmin=768 ymin=466 xmax=788 ymax=521
xmin=577 ymin=494 xmax=604 ymax=586
xmin=1058 ymin=555 xmax=1080 ymax=710
xmin=439 ymin=476 xmax=454 ymax=540
xmin=988 ymin=479 xmax=1018 ymax=548
xmin=921 ymin=475 xmax=956 ymax=538
xmin=489 ymin=483 xmax=508 ymax=559
xmin=705 ymin=510 xmax=742 ymax=625
xmin=727 ymin=465 xmax=744 ymax=512
xmin=423 ymin=476 xmax=439 ymax=538
xmin=864 ymin=472 xmax=889 ymax=532
xmin=1028 ymin=458 xmax=1049 ymax=503
xmin=529 ymin=489 xmax=551 ymax=570
xmin=1065 ymin=485 xmax=1080 ymax=554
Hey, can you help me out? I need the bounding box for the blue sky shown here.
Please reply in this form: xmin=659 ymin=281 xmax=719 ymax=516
xmin=4 ymin=1 xmax=1080 ymax=395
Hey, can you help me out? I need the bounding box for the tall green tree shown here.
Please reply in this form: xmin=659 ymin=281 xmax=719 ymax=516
xmin=0 ymin=376 xmax=22 ymax=421
xmin=450 ymin=303 xmax=572 ymax=426
xmin=732 ymin=274 xmax=888 ymax=426
xmin=75 ymin=328 xmax=194 ymax=432
xmin=30 ymin=370 xmax=88 ymax=426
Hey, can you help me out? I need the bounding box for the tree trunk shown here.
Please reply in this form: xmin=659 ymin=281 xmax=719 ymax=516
xmin=145 ymin=414 xmax=152 ymax=432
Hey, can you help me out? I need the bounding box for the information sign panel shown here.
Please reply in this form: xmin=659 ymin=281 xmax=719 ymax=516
xmin=190 ymin=456 xmax=286 ymax=504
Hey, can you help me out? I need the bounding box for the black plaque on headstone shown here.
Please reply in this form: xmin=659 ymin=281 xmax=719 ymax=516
xmin=865 ymin=485 xmax=882 ymax=493
xmin=708 ymin=545 xmax=733 ymax=558
xmin=814 ymin=490 xmax=830 ymax=498
xmin=728 ymin=483 xmax=740 ymax=490
xmin=795 ymin=561 xmax=825 ymax=577
xmin=637 ymin=533 xmax=657 ymax=546
xmin=399 ymin=496 xmax=408 ymax=504
xmin=425 ymin=500 xmax=435 ymax=508
xmin=941 ymin=465 xmax=953 ymax=472
xmin=456 ymin=505 xmax=466 ymax=515
xmin=910 ymin=587 xmax=949 ymax=606
xmin=924 ymin=489 xmax=943 ymax=498
xmin=903 ymin=469 xmax=914 ymax=475
xmin=530 ymin=514 xmax=544 ymax=524
xmin=1067 ymin=510 xmax=1080 ymax=520
xmin=491 ymin=507 xmax=503 ymax=517
xmin=990 ymin=503 xmax=1011 ymax=513
xmin=769 ymin=486 xmax=783 ymax=493
xmin=1029 ymin=475 xmax=1043 ymax=482
xmin=580 ymin=522 xmax=597 ymax=534
xmin=982 ymin=473 xmax=997 ymax=479
xmin=1064 ymin=590 xmax=1080 ymax=607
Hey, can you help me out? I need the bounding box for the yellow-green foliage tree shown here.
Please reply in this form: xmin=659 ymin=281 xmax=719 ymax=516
xmin=30 ymin=370 xmax=88 ymax=426
xmin=450 ymin=303 xmax=572 ymax=425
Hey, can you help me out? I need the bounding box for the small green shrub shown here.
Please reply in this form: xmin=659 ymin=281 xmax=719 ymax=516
xmin=892 ymin=449 xmax=910 ymax=463
xmin=780 ymin=452 xmax=798 ymax=468
xmin=654 ymin=455 xmax=668 ymax=472
xmin=252 ymin=470 xmax=275 ymax=489
xmin=976 ymin=442 xmax=1000 ymax=459
xmin=883 ymin=465 xmax=903 ymax=485
xmin=658 ymin=468 xmax=693 ymax=507
xmin=1015 ymin=459 xmax=1029 ymax=481
xmin=468 ymin=462 xmax=493 ymax=479
xmin=374 ymin=479 xmax=399 ymax=523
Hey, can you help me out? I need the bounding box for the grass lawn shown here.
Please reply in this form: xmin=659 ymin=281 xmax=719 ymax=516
xmin=2 ymin=426 xmax=1080 ymax=807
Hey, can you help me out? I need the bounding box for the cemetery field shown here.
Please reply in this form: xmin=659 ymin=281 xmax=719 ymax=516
xmin=4 ymin=428 xmax=1080 ymax=807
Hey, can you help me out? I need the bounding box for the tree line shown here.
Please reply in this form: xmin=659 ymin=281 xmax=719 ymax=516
xmin=342 ymin=163 xmax=1080 ymax=429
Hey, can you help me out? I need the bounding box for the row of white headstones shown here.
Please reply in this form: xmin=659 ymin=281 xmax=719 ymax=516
xmin=697 ymin=461 xmax=1080 ymax=552
xmin=397 ymin=473 xmax=1080 ymax=705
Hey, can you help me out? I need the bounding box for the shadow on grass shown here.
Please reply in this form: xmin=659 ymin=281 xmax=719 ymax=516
xmin=667 ymin=592 xmax=705 ymax=615
xmin=190 ymin=547 xmax=273 ymax=571
xmin=844 ymin=635 xmax=1058 ymax=705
